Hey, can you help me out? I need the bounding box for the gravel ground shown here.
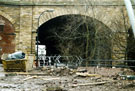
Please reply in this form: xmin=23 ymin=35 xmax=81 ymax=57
xmin=0 ymin=66 xmax=135 ymax=91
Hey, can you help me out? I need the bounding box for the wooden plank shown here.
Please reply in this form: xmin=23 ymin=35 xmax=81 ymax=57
xmin=72 ymin=81 xmax=107 ymax=87
xmin=76 ymin=72 xmax=101 ymax=77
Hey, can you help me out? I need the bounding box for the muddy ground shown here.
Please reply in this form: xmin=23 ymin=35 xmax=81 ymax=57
xmin=0 ymin=65 xmax=135 ymax=91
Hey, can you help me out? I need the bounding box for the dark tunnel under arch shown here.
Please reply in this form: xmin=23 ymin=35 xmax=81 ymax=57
xmin=38 ymin=14 xmax=112 ymax=60
xmin=126 ymin=27 xmax=135 ymax=70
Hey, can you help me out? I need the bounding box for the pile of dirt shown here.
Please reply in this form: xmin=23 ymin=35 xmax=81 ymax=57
xmin=1 ymin=65 xmax=135 ymax=91
xmin=40 ymin=66 xmax=76 ymax=76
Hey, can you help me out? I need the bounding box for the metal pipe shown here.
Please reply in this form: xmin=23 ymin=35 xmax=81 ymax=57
xmin=36 ymin=10 xmax=48 ymax=66
xmin=124 ymin=0 xmax=135 ymax=37
xmin=31 ymin=6 xmax=33 ymax=54
xmin=36 ymin=9 xmax=54 ymax=67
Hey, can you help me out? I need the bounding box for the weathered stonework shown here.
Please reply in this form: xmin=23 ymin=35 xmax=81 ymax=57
xmin=0 ymin=0 xmax=133 ymax=60
xmin=0 ymin=0 xmax=130 ymax=5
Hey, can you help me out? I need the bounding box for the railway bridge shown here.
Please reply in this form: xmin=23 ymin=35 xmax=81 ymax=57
xmin=0 ymin=0 xmax=134 ymax=60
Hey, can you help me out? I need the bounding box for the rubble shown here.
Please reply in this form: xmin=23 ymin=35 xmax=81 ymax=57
xmin=76 ymin=72 xmax=101 ymax=78
xmin=40 ymin=66 xmax=76 ymax=76
xmin=46 ymin=86 xmax=66 ymax=91
xmin=0 ymin=73 xmax=5 ymax=78
xmin=0 ymin=65 xmax=135 ymax=91
xmin=119 ymin=75 xmax=135 ymax=80
xmin=0 ymin=83 xmax=17 ymax=88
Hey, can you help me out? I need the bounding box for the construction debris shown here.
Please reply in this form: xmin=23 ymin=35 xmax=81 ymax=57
xmin=119 ymin=75 xmax=135 ymax=80
xmin=76 ymin=72 xmax=101 ymax=78
xmin=40 ymin=66 xmax=76 ymax=76
xmin=72 ymin=81 xmax=107 ymax=87
xmin=23 ymin=76 xmax=38 ymax=81
xmin=1 ymin=64 xmax=135 ymax=91
xmin=23 ymin=76 xmax=60 ymax=81
xmin=77 ymin=69 xmax=87 ymax=73
xmin=46 ymin=86 xmax=65 ymax=91
xmin=6 ymin=51 xmax=25 ymax=60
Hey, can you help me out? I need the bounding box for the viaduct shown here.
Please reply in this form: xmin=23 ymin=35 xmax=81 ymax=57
xmin=0 ymin=0 xmax=134 ymax=60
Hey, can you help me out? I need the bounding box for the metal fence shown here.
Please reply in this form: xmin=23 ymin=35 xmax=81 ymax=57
xmin=37 ymin=55 xmax=135 ymax=69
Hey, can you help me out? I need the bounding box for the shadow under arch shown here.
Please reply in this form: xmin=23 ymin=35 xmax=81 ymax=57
xmin=126 ymin=27 xmax=135 ymax=70
xmin=38 ymin=14 xmax=112 ymax=61
xmin=0 ymin=15 xmax=15 ymax=54
xmin=0 ymin=15 xmax=15 ymax=63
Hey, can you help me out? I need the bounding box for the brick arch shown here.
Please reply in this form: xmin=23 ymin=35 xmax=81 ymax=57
xmin=39 ymin=8 xmax=91 ymax=26
xmin=0 ymin=11 xmax=15 ymax=24
xmin=38 ymin=7 xmax=129 ymax=32
xmin=0 ymin=15 xmax=15 ymax=55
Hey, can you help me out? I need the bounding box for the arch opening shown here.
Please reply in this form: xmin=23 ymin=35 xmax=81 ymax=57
xmin=38 ymin=15 xmax=112 ymax=63
xmin=126 ymin=28 xmax=135 ymax=70
xmin=0 ymin=15 xmax=15 ymax=58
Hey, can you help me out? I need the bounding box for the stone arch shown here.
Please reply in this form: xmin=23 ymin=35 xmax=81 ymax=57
xmin=38 ymin=8 xmax=94 ymax=27
xmin=0 ymin=15 xmax=15 ymax=56
xmin=0 ymin=11 xmax=15 ymax=24
xmin=38 ymin=7 xmax=129 ymax=33
xmin=38 ymin=14 xmax=112 ymax=62
xmin=126 ymin=27 xmax=135 ymax=70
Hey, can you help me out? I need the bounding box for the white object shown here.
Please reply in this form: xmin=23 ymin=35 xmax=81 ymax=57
xmin=124 ymin=0 xmax=135 ymax=37
xmin=35 ymin=45 xmax=46 ymax=66
xmin=35 ymin=45 xmax=46 ymax=55
xmin=7 ymin=51 xmax=25 ymax=60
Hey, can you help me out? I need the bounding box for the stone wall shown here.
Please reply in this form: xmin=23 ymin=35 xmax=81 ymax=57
xmin=0 ymin=0 xmax=135 ymax=5
xmin=0 ymin=0 xmax=133 ymax=60
xmin=0 ymin=0 xmax=129 ymax=5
